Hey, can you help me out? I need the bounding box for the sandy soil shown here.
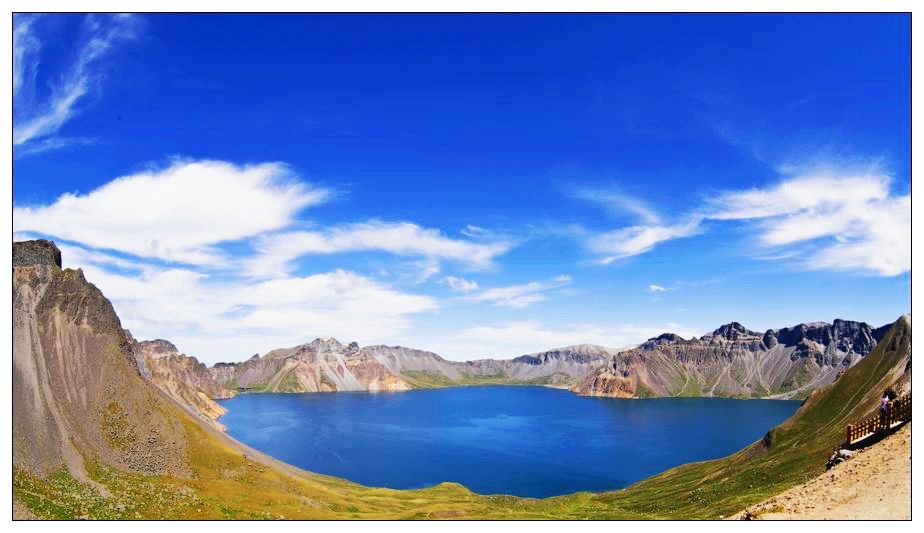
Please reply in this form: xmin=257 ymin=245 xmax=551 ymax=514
xmin=735 ymin=422 xmax=911 ymax=520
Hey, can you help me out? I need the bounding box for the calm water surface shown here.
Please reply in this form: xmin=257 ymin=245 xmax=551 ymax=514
xmin=218 ymin=386 xmax=799 ymax=497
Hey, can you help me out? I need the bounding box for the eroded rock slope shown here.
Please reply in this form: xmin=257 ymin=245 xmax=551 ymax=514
xmin=572 ymin=321 xmax=889 ymax=399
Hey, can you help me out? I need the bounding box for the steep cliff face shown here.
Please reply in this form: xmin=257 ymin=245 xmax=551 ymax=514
xmin=133 ymin=339 xmax=235 ymax=426
xmin=13 ymin=241 xmax=190 ymax=478
xmin=572 ymin=320 xmax=890 ymax=399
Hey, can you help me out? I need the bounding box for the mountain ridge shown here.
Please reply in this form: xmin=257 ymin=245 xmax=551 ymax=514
xmin=195 ymin=316 xmax=891 ymax=401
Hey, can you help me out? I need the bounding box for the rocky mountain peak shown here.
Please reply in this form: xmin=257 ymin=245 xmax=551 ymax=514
xmin=512 ymin=345 xmax=612 ymax=366
xmin=708 ymin=322 xmax=760 ymax=341
xmin=138 ymin=339 xmax=180 ymax=357
xmin=13 ymin=239 xmax=62 ymax=268
xmin=768 ymin=319 xmax=881 ymax=357
xmin=641 ymin=333 xmax=685 ymax=349
xmin=306 ymin=337 xmax=345 ymax=353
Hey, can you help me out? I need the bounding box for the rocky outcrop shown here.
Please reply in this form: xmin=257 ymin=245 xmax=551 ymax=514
xmin=133 ymin=339 xmax=235 ymax=427
xmin=13 ymin=240 xmax=190 ymax=478
xmin=13 ymin=238 xmax=61 ymax=268
xmin=572 ymin=320 xmax=891 ymax=400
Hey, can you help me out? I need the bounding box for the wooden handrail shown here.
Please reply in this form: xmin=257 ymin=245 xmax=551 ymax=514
xmin=846 ymin=393 xmax=911 ymax=445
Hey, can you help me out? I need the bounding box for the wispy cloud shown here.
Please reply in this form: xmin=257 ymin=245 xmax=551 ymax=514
xmin=14 ymin=159 xmax=331 ymax=265
xmin=248 ymin=222 xmax=512 ymax=279
xmin=13 ymin=14 xmax=42 ymax=99
xmin=587 ymin=219 xmax=703 ymax=264
xmin=573 ymin=187 xmax=662 ymax=225
xmin=466 ymin=275 xmax=571 ymax=308
xmin=573 ymin=185 xmax=703 ymax=264
xmin=648 ymin=277 xmax=723 ymax=293
xmin=460 ymin=224 xmax=491 ymax=237
xmin=577 ymin=164 xmax=909 ymax=277
xmin=13 ymin=136 xmax=99 ymax=157
xmin=14 ymin=14 xmax=139 ymax=151
xmin=441 ymin=276 xmax=479 ymax=293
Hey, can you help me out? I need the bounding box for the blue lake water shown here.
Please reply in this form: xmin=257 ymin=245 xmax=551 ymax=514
xmin=218 ymin=385 xmax=800 ymax=498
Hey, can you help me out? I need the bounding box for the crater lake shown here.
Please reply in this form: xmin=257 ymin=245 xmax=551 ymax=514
xmin=218 ymin=385 xmax=800 ymax=497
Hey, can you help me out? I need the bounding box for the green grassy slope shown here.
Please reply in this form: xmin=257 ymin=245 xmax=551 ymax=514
xmin=14 ymin=317 xmax=910 ymax=520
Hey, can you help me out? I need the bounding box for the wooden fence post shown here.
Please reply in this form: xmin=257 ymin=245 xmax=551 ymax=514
xmin=847 ymin=424 xmax=853 ymax=444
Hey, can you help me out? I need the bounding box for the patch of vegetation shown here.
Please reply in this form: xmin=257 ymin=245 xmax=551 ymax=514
xmin=456 ymin=371 xmax=523 ymax=386
xmin=677 ymin=377 xmax=703 ymax=397
xmin=400 ymin=370 xmax=458 ymax=388
xmin=318 ymin=373 xmax=336 ymax=389
xmin=634 ymin=381 xmax=655 ymax=398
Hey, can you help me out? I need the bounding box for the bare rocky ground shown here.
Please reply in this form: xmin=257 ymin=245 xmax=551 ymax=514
xmin=734 ymin=422 xmax=911 ymax=520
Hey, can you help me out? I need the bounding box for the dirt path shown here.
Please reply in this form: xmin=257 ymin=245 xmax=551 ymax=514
xmin=734 ymin=422 xmax=911 ymax=520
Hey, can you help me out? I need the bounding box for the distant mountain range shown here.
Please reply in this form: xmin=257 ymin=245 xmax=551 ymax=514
xmin=205 ymin=339 xmax=618 ymax=394
xmin=133 ymin=313 xmax=893 ymax=423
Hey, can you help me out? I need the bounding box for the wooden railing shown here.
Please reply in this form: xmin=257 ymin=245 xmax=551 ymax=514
xmin=846 ymin=394 xmax=911 ymax=444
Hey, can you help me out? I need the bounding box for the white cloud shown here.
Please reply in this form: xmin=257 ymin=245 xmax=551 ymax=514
xmin=709 ymin=172 xmax=909 ymax=276
xmin=247 ymin=222 xmax=512 ymax=278
xmin=14 ymin=14 xmax=139 ymax=149
xmin=466 ymin=275 xmax=571 ymax=308
xmin=649 ymin=284 xmax=668 ymax=293
xmin=460 ymin=224 xmax=490 ymax=237
xmin=587 ymin=219 xmax=702 ymax=264
xmin=14 ymin=160 xmax=330 ymax=265
xmin=441 ymin=276 xmax=479 ymax=293
xmin=12 ymin=158 xmax=521 ymax=364
xmin=450 ymin=320 xmax=700 ymax=359
xmin=579 ymin=168 xmax=909 ymax=277
xmin=74 ymin=257 xmax=436 ymax=364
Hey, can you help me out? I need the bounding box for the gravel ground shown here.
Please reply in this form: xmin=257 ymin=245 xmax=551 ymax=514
xmin=734 ymin=422 xmax=911 ymax=520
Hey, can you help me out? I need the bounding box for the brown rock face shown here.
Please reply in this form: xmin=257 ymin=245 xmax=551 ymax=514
xmin=13 ymin=241 xmax=190 ymax=478
xmin=210 ymin=339 xmax=414 ymax=393
xmin=133 ymin=339 xmax=236 ymax=427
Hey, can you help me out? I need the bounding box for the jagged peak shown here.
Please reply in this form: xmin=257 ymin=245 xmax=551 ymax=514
xmin=706 ymin=322 xmax=760 ymax=341
xmin=305 ymin=337 xmax=345 ymax=352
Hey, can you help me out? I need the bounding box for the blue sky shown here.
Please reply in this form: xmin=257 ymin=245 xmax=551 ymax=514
xmin=13 ymin=13 xmax=910 ymax=363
